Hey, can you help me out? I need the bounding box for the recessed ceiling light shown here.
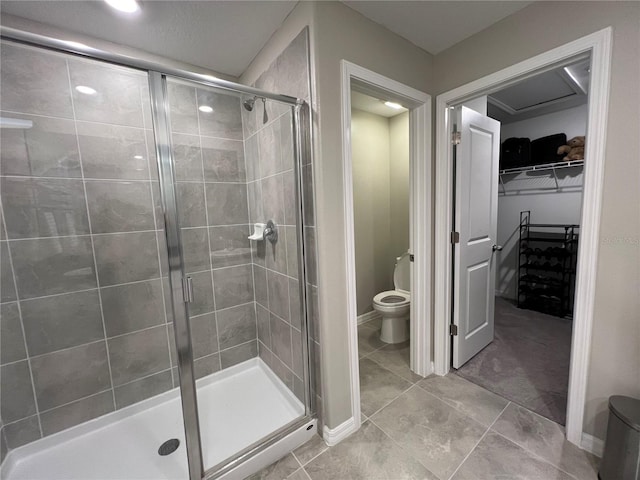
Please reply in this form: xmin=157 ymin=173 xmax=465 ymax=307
xmin=384 ymin=101 xmax=404 ymax=110
xmin=198 ymin=105 xmax=213 ymax=113
xmin=104 ymin=0 xmax=140 ymax=14
xmin=133 ymin=155 xmax=144 ymax=160
xmin=75 ymin=85 xmax=97 ymax=95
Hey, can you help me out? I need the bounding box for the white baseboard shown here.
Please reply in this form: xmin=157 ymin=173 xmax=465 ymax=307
xmin=581 ymin=432 xmax=605 ymax=458
xmin=357 ymin=311 xmax=381 ymax=325
xmin=322 ymin=417 xmax=357 ymax=446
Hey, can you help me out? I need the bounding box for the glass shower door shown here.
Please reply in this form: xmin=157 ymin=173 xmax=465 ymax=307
xmin=158 ymin=75 xmax=312 ymax=476
xmin=0 ymin=40 xmax=189 ymax=479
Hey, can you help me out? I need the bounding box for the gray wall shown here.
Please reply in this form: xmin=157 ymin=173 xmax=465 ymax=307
xmin=241 ymin=29 xmax=320 ymax=412
xmin=0 ymin=41 xmax=175 ymax=454
xmin=352 ymin=108 xmax=392 ymax=316
xmin=0 ymin=42 xmax=261 ymax=459
xmin=352 ymin=109 xmax=410 ymax=316
xmin=433 ymin=0 xmax=640 ymax=441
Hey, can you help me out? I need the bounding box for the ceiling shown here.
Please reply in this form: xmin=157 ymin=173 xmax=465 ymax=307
xmin=488 ymin=59 xmax=590 ymax=124
xmin=342 ymin=1 xmax=531 ymax=54
xmin=351 ymin=90 xmax=408 ymax=117
xmin=0 ymin=1 xmax=534 ymax=78
xmin=0 ymin=1 xmax=297 ymax=77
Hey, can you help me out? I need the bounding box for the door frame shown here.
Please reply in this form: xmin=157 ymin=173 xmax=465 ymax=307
xmin=433 ymin=28 xmax=612 ymax=448
xmin=340 ymin=60 xmax=432 ymax=438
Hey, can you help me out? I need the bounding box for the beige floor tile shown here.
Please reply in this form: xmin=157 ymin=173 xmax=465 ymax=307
xmin=492 ymin=403 xmax=599 ymax=479
xmin=305 ymin=420 xmax=437 ymax=480
xmin=418 ymin=373 xmax=509 ymax=426
xmin=371 ymin=386 xmax=487 ymax=480
xmin=451 ymin=431 xmax=574 ymax=480
xmin=359 ymin=357 xmax=412 ymax=417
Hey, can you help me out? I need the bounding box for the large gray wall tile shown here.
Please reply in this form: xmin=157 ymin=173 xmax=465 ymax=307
xmin=0 ymin=241 xmax=17 ymax=302
xmin=194 ymin=353 xmax=221 ymax=379
xmin=202 ymin=137 xmax=245 ymax=182
xmin=85 ymin=180 xmax=154 ymax=233
xmin=260 ymin=175 xmax=285 ymax=226
xmin=30 ymin=341 xmax=111 ymax=411
xmin=258 ymin=121 xmax=282 ymax=178
xmin=0 ymin=43 xmax=73 ymax=118
xmin=0 ymin=302 xmax=26 ymax=364
xmin=108 ymin=325 xmax=170 ymax=386
xmin=270 ymin=314 xmax=292 ymax=368
xmin=181 ymin=227 xmax=210 ymax=273
xmin=217 ymin=303 xmax=256 ymax=350
xmin=267 ymin=270 xmax=290 ymax=322
xmin=256 ymin=304 xmax=271 ymax=348
xmin=77 ymin=122 xmax=149 ymax=180
xmin=247 ymin=181 xmax=263 ymax=225
xmin=1 ymin=177 xmax=90 ymax=239
xmin=172 ymin=133 xmax=203 ymax=181
xmin=244 ymin=134 xmax=259 ymax=182
xmin=209 ymin=225 xmax=251 ymax=268
xmin=93 ymin=231 xmax=159 ymax=286
xmin=288 ymin=278 xmax=302 ymax=330
xmin=0 ymin=112 xmax=80 ymax=178
xmin=114 ymin=370 xmax=172 ymax=409
xmin=167 ymin=82 xmax=198 ymax=134
xmin=189 ymin=312 xmax=218 ymax=359
xmin=101 ymin=279 xmax=164 ymax=337
xmin=3 ymin=416 xmax=41 ymax=450
xmin=40 ymin=391 xmax=114 ymax=436
xmin=253 ymin=265 xmax=268 ymax=307
xmin=1 ymin=360 xmax=37 ymax=422
xmin=187 ymin=271 xmax=215 ymax=316
xmin=220 ymin=340 xmax=257 ymax=369
xmin=68 ymin=58 xmax=145 ymax=127
xmin=11 ymin=236 xmax=97 ymax=299
xmin=205 ymin=183 xmax=248 ymax=226
xmin=213 ymin=264 xmax=254 ymax=310
xmin=21 ymin=290 xmax=103 ymax=356
xmin=176 ymin=183 xmax=207 ymax=227
xmin=196 ymin=89 xmax=242 ymax=140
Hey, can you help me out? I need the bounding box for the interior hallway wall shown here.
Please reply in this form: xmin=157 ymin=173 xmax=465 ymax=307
xmin=351 ymin=109 xmax=392 ymax=316
xmin=389 ymin=111 xmax=410 ymax=265
xmin=433 ymin=1 xmax=640 ymax=441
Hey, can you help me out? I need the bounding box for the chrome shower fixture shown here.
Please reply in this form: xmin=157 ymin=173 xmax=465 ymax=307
xmin=242 ymin=96 xmax=256 ymax=111
xmin=242 ymin=96 xmax=269 ymax=124
xmin=262 ymin=97 xmax=268 ymax=124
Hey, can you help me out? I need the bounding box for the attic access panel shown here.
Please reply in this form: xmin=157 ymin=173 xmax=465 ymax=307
xmin=490 ymin=69 xmax=579 ymax=113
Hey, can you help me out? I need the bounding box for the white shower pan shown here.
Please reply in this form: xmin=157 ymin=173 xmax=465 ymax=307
xmin=1 ymin=358 xmax=307 ymax=480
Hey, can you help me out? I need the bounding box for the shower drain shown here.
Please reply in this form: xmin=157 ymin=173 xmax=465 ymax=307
xmin=158 ymin=438 xmax=180 ymax=456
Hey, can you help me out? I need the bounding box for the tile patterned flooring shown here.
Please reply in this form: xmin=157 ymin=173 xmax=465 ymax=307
xmin=248 ymin=319 xmax=599 ymax=480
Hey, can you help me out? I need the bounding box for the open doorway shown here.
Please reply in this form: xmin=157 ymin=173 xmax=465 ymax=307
xmin=452 ymin=58 xmax=590 ymax=426
xmin=335 ymin=61 xmax=431 ymax=443
xmin=434 ymin=27 xmax=612 ymax=447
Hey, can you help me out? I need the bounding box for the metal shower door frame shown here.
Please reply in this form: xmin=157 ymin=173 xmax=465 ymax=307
xmin=1 ymin=25 xmax=316 ymax=480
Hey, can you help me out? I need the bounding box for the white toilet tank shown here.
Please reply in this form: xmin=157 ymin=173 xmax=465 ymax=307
xmin=393 ymin=252 xmax=411 ymax=293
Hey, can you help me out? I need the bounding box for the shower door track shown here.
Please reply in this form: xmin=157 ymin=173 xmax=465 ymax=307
xmin=1 ymin=25 xmax=316 ymax=480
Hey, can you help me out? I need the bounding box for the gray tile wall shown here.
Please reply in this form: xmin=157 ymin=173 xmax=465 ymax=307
xmin=242 ymin=29 xmax=322 ymax=418
xmin=165 ymin=78 xmax=258 ymax=383
xmin=0 ymin=41 xmax=175 ymax=458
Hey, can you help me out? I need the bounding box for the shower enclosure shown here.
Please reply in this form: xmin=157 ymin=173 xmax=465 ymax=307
xmin=0 ymin=27 xmax=315 ymax=480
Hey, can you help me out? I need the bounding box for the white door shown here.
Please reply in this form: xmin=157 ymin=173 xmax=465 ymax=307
xmin=452 ymin=106 xmax=500 ymax=369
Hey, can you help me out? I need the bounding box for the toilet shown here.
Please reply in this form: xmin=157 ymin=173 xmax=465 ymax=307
xmin=372 ymin=252 xmax=411 ymax=343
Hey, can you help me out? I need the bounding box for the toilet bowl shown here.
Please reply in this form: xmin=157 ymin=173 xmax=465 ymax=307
xmin=372 ymin=252 xmax=411 ymax=344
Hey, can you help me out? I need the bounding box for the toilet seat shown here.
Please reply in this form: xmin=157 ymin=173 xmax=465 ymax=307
xmin=373 ymin=289 xmax=410 ymax=307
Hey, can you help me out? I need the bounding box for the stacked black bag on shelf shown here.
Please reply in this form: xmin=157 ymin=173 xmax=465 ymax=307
xmin=500 ymin=133 xmax=567 ymax=169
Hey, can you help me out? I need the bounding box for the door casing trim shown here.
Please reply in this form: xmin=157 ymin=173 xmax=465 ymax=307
xmin=434 ymin=27 xmax=612 ymax=447
xmin=341 ymin=60 xmax=432 ymax=436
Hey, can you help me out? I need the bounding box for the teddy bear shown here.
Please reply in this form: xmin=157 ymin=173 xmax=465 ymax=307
xmin=557 ymin=136 xmax=585 ymax=161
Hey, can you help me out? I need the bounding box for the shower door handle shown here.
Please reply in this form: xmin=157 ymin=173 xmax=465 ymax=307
xmin=182 ymin=276 xmax=194 ymax=303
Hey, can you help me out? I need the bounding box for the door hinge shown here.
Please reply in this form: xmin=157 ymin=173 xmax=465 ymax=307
xmin=450 ymin=324 xmax=458 ymax=336
xmin=409 ymin=254 xmax=415 ymax=262
xmin=451 ymin=131 xmax=461 ymax=145
xmin=182 ymin=276 xmax=194 ymax=303
xmin=451 ymin=231 xmax=460 ymax=244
